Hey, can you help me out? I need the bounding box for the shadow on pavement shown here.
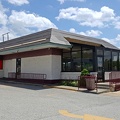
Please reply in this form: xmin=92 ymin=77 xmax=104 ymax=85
xmin=0 ymin=80 xmax=47 ymax=90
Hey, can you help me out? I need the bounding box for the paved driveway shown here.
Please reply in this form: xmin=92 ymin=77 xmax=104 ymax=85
xmin=0 ymin=82 xmax=119 ymax=120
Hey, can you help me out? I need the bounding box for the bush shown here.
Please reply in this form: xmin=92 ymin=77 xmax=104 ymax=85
xmin=81 ymin=69 xmax=90 ymax=76
xmin=79 ymin=69 xmax=90 ymax=87
xmin=60 ymin=80 xmax=78 ymax=87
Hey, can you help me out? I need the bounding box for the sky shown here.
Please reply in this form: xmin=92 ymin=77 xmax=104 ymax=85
xmin=0 ymin=0 xmax=120 ymax=47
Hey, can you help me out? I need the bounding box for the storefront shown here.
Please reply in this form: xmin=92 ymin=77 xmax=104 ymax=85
xmin=0 ymin=28 xmax=119 ymax=83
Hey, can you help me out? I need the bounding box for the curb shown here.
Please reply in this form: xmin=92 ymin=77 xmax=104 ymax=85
xmin=43 ymin=85 xmax=78 ymax=91
xmin=0 ymin=80 xmax=110 ymax=94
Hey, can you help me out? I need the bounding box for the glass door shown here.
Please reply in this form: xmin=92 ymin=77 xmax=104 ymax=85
xmin=97 ymin=56 xmax=104 ymax=82
xmin=16 ymin=58 xmax=21 ymax=79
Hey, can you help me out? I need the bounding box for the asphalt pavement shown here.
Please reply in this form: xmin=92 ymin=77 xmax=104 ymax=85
xmin=0 ymin=82 xmax=119 ymax=120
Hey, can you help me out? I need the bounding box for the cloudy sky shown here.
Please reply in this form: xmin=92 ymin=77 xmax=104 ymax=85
xmin=0 ymin=0 xmax=120 ymax=47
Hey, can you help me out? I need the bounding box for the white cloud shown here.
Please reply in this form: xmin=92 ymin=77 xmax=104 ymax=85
xmin=102 ymin=38 xmax=111 ymax=43
xmin=0 ymin=2 xmax=8 ymax=25
xmin=0 ymin=26 xmax=18 ymax=42
xmin=80 ymin=30 xmax=102 ymax=37
xmin=0 ymin=2 xmax=57 ymax=42
xmin=58 ymin=0 xmax=65 ymax=4
xmin=7 ymin=0 xmax=29 ymax=6
xmin=113 ymin=16 xmax=120 ymax=29
xmin=102 ymin=34 xmax=120 ymax=47
xmin=58 ymin=0 xmax=85 ymax=4
xmin=69 ymin=28 xmax=102 ymax=37
xmin=69 ymin=28 xmax=76 ymax=33
xmin=9 ymin=10 xmax=57 ymax=35
xmin=56 ymin=6 xmax=115 ymax=28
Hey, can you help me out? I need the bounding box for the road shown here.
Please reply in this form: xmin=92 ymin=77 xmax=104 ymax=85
xmin=0 ymin=82 xmax=119 ymax=120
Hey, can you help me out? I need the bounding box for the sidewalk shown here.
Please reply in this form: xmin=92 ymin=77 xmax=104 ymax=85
xmin=43 ymin=83 xmax=110 ymax=94
xmin=0 ymin=79 xmax=110 ymax=94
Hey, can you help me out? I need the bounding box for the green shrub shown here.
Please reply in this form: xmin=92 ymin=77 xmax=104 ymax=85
xmin=60 ymin=80 xmax=78 ymax=87
xmin=79 ymin=69 xmax=90 ymax=87
xmin=81 ymin=69 xmax=90 ymax=76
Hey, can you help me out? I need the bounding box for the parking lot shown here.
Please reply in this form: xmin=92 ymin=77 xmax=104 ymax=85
xmin=0 ymin=82 xmax=119 ymax=120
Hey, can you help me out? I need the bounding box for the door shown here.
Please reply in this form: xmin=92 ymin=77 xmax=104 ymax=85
xmin=16 ymin=58 xmax=21 ymax=79
xmin=97 ymin=56 xmax=104 ymax=82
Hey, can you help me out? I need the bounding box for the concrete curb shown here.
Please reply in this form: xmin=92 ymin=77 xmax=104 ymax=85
xmin=0 ymin=80 xmax=110 ymax=94
xmin=43 ymin=85 xmax=78 ymax=91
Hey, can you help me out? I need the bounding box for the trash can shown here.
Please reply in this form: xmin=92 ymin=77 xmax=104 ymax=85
xmin=84 ymin=76 xmax=96 ymax=90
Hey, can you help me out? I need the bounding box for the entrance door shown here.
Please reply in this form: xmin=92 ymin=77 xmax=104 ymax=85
xmin=97 ymin=56 xmax=104 ymax=82
xmin=16 ymin=58 xmax=21 ymax=79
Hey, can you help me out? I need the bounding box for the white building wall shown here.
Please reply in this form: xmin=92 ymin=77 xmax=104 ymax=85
xmin=61 ymin=72 xmax=97 ymax=80
xmin=51 ymin=55 xmax=61 ymax=80
xmin=3 ymin=55 xmax=62 ymax=80
xmin=3 ymin=59 xmax=16 ymax=77
xmin=21 ymin=55 xmax=53 ymax=79
xmin=61 ymin=72 xmax=80 ymax=80
xmin=105 ymin=72 xmax=111 ymax=80
xmin=21 ymin=55 xmax=61 ymax=80
xmin=61 ymin=72 xmax=110 ymax=80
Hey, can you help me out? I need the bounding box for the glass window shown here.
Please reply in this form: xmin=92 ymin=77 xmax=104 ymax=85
xmin=62 ymin=52 xmax=71 ymax=71
xmin=82 ymin=47 xmax=93 ymax=71
xmin=112 ymin=52 xmax=118 ymax=71
xmin=97 ymin=49 xmax=103 ymax=56
xmin=72 ymin=51 xmax=81 ymax=71
xmin=72 ymin=45 xmax=81 ymax=51
xmin=104 ymin=50 xmax=111 ymax=71
xmin=16 ymin=58 xmax=21 ymax=74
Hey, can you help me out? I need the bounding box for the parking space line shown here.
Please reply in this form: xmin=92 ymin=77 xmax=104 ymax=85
xmin=59 ymin=110 xmax=114 ymax=120
xmin=59 ymin=110 xmax=83 ymax=119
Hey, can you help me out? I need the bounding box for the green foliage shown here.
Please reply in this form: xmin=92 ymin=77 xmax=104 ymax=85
xmin=81 ymin=68 xmax=90 ymax=76
xmin=60 ymin=80 xmax=78 ymax=87
xmin=78 ymin=69 xmax=90 ymax=87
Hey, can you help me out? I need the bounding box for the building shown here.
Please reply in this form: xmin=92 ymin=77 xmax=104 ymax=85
xmin=0 ymin=28 xmax=120 ymax=83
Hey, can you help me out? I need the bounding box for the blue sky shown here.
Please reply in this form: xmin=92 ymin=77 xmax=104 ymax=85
xmin=0 ymin=0 xmax=120 ymax=47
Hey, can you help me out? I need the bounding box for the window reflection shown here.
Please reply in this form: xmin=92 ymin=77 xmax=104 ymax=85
xmin=112 ymin=52 xmax=118 ymax=70
xmin=62 ymin=44 xmax=94 ymax=72
xmin=62 ymin=52 xmax=71 ymax=71
xmin=104 ymin=51 xmax=111 ymax=71
xmin=72 ymin=51 xmax=81 ymax=71
xmin=82 ymin=48 xmax=93 ymax=71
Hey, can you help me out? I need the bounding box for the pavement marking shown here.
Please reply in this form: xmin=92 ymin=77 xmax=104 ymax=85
xmin=59 ymin=110 xmax=83 ymax=119
xmin=59 ymin=110 xmax=114 ymax=120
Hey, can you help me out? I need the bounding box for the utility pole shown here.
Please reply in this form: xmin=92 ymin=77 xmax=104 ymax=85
xmin=2 ymin=32 xmax=10 ymax=42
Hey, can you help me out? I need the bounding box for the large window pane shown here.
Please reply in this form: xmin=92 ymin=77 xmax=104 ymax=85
xmin=112 ymin=52 xmax=118 ymax=71
xmin=62 ymin=52 xmax=71 ymax=71
xmin=104 ymin=50 xmax=111 ymax=71
xmin=97 ymin=49 xmax=103 ymax=56
xmin=72 ymin=51 xmax=81 ymax=71
xmin=72 ymin=45 xmax=81 ymax=51
xmin=82 ymin=47 xmax=93 ymax=71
